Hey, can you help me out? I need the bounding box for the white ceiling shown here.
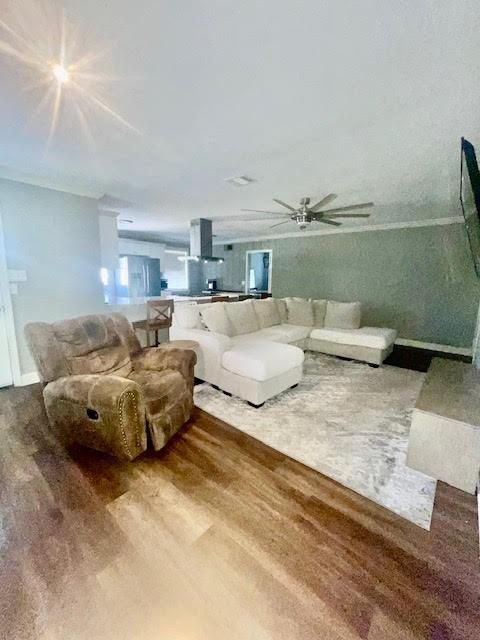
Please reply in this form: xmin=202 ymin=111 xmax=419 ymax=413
xmin=0 ymin=0 xmax=479 ymax=243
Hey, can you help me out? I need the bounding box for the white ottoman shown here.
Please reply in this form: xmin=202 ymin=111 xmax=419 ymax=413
xmin=219 ymin=340 xmax=304 ymax=407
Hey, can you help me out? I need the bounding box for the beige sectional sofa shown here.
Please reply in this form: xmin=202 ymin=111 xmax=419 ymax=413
xmin=170 ymin=297 xmax=397 ymax=405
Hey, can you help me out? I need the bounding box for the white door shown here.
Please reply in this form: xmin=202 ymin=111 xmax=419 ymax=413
xmin=0 ymin=283 xmax=12 ymax=387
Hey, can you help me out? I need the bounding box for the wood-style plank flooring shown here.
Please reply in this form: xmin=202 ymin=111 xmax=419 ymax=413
xmin=0 ymin=383 xmax=479 ymax=640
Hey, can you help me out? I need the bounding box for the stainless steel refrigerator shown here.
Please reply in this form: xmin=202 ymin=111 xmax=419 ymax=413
xmin=116 ymin=255 xmax=162 ymax=298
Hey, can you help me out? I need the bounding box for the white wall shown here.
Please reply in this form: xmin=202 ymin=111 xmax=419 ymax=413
xmin=0 ymin=178 xmax=105 ymax=377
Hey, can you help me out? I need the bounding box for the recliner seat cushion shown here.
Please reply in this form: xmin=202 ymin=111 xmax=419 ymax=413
xmin=222 ymin=341 xmax=304 ymax=382
xmin=252 ymin=298 xmax=281 ymax=328
xmin=225 ymin=300 xmax=260 ymax=335
xmin=309 ymin=327 xmax=397 ymax=350
xmin=324 ymin=301 xmax=362 ymax=330
xmin=285 ymin=298 xmax=314 ymax=326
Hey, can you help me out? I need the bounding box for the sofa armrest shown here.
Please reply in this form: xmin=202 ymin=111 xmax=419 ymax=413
xmin=169 ymin=328 xmax=232 ymax=385
xmin=43 ymin=375 xmax=147 ymax=461
xmin=132 ymin=347 xmax=197 ymax=391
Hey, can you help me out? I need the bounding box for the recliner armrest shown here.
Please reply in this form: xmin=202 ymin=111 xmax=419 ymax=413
xmin=132 ymin=347 xmax=197 ymax=391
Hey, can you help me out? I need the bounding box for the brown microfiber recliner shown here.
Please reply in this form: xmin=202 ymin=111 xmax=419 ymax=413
xmin=25 ymin=313 xmax=196 ymax=461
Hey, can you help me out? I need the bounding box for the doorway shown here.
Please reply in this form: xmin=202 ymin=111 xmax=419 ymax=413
xmin=245 ymin=250 xmax=272 ymax=295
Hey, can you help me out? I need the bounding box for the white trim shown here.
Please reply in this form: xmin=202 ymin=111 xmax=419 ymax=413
xmin=245 ymin=249 xmax=273 ymax=294
xmin=395 ymin=337 xmax=472 ymax=357
xmin=213 ymin=216 xmax=464 ymax=245
xmin=0 ymin=210 xmax=22 ymax=386
xmin=19 ymin=371 xmax=40 ymax=386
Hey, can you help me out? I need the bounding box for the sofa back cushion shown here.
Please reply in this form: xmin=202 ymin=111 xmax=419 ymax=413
xmin=285 ymin=297 xmax=314 ymax=326
xmin=173 ymin=303 xmax=203 ymax=330
xmin=312 ymin=299 xmax=327 ymax=327
xmin=324 ymin=301 xmax=362 ymax=330
xmin=275 ymin=298 xmax=288 ymax=323
xmin=225 ymin=299 xmax=260 ymax=335
xmin=52 ymin=314 xmax=133 ymax=377
xmin=252 ymin=298 xmax=281 ymax=328
xmin=199 ymin=303 xmax=233 ymax=336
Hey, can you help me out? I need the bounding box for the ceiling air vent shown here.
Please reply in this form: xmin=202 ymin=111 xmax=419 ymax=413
xmin=225 ymin=175 xmax=256 ymax=187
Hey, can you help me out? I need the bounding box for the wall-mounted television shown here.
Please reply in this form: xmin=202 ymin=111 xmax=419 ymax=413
xmin=460 ymin=137 xmax=480 ymax=278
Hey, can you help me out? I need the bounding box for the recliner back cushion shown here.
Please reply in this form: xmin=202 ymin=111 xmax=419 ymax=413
xmin=252 ymin=299 xmax=281 ymax=328
xmin=52 ymin=315 xmax=133 ymax=377
xmin=312 ymin=299 xmax=327 ymax=327
xmin=285 ymin=297 xmax=314 ymax=326
xmin=198 ymin=303 xmax=233 ymax=336
xmin=324 ymin=301 xmax=362 ymax=330
xmin=225 ymin=300 xmax=260 ymax=335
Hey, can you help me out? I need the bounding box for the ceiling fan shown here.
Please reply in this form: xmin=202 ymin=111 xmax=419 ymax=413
xmin=240 ymin=193 xmax=374 ymax=230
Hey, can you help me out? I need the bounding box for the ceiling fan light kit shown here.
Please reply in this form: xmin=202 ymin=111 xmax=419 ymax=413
xmin=240 ymin=193 xmax=374 ymax=231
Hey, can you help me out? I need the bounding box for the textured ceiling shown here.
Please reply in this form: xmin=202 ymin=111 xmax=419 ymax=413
xmin=0 ymin=0 xmax=479 ymax=243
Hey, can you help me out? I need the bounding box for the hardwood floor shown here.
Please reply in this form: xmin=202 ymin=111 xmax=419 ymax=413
xmin=0 ymin=383 xmax=479 ymax=640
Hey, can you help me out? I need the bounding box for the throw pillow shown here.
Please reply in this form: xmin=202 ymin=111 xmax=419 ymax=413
xmin=324 ymin=301 xmax=362 ymax=330
xmin=285 ymin=297 xmax=314 ymax=326
xmin=275 ymin=298 xmax=288 ymax=323
xmin=225 ymin=300 xmax=260 ymax=335
xmin=173 ymin=303 xmax=202 ymax=329
xmin=312 ymin=299 xmax=327 ymax=327
xmin=252 ymin=299 xmax=281 ymax=328
xmin=199 ymin=303 xmax=233 ymax=336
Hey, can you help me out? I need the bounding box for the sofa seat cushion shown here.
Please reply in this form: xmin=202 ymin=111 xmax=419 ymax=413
xmin=309 ymin=326 xmax=397 ymax=350
xmin=231 ymin=323 xmax=311 ymax=345
xmin=222 ymin=341 xmax=304 ymax=382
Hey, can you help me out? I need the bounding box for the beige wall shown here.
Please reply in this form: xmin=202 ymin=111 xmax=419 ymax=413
xmin=0 ymin=178 xmax=105 ymax=375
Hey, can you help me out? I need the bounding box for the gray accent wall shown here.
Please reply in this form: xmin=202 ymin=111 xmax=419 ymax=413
xmin=206 ymin=223 xmax=480 ymax=348
xmin=0 ymin=178 xmax=105 ymax=375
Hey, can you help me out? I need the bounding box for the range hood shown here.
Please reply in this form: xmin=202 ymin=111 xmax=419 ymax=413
xmin=178 ymin=218 xmax=224 ymax=263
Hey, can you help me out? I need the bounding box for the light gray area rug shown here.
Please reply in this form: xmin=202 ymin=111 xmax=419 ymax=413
xmin=194 ymin=352 xmax=437 ymax=529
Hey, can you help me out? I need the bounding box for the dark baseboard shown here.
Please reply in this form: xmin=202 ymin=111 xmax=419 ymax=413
xmin=384 ymin=345 xmax=471 ymax=372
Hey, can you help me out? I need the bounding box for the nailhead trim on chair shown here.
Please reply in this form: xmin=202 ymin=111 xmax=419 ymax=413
xmin=118 ymin=390 xmax=141 ymax=458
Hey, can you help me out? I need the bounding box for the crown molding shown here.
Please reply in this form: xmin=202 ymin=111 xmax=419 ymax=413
xmin=212 ymin=216 xmax=464 ymax=245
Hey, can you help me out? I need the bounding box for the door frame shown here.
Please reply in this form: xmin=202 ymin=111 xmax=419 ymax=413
xmin=245 ymin=249 xmax=273 ymax=294
xmin=0 ymin=209 xmax=21 ymax=386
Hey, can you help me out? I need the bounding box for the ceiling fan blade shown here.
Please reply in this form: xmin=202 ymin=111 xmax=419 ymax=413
xmin=270 ymin=220 xmax=291 ymax=228
xmin=316 ymin=218 xmax=342 ymax=226
xmin=310 ymin=193 xmax=337 ymax=212
xmin=272 ymin=198 xmax=297 ymax=212
xmin=324 ymin=213 xmax=371 ymax=219
xmin=240 ymin=208 xmax=290 ymax=216
xmin=320 ymin=202 xmax=374 ymax=215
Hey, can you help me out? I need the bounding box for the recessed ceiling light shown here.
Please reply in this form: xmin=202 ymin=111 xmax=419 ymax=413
xmin=225 ymin=175 xmax=256 ymax=187
xmin=52 ymin=64 xmax=70 ymax=84
xmin=118 ymin=218 xmax=133 ymax=224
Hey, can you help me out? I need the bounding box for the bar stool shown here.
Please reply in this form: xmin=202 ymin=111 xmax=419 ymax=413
xmin=132 ymin=299 xmax=174 ymax=347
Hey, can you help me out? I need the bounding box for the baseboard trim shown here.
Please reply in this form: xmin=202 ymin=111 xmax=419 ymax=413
xmin=395 ymin=338 xmax=472 ymax=357
xmin=19 ymin=372 xmax=40 ymax=386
